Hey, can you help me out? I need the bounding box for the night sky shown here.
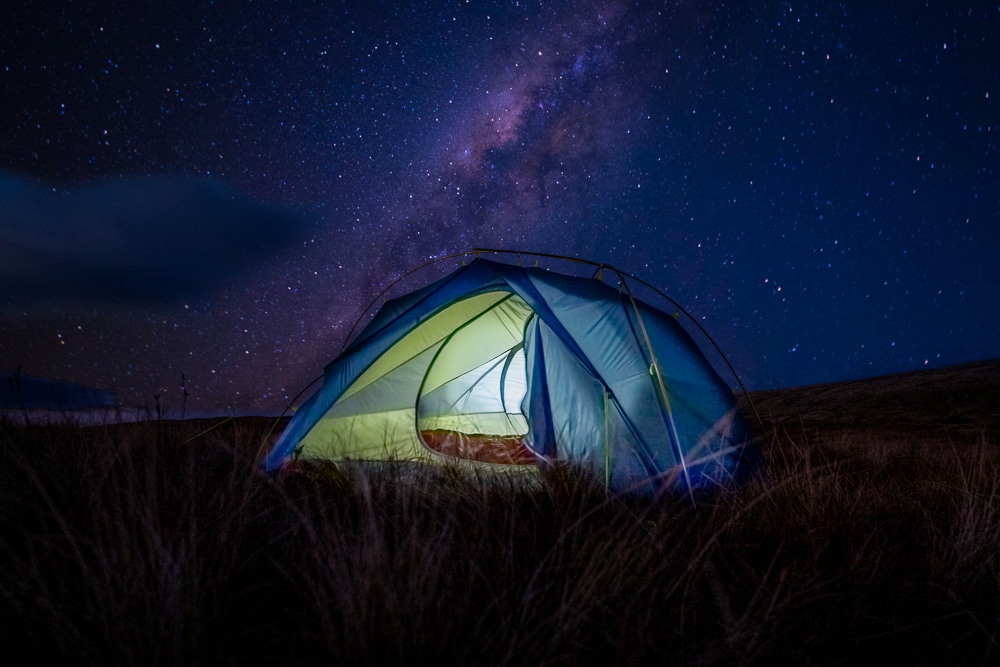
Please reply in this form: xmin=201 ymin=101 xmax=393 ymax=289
xmin=2 ymin=0 xmax=997 ymax=415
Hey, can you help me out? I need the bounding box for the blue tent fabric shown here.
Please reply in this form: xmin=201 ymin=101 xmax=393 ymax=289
xmin=265 ymin=258 xmax=759 ymax=495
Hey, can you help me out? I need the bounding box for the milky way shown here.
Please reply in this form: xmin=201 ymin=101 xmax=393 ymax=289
xmin=1 ymin=1 xmax=997 ymax=414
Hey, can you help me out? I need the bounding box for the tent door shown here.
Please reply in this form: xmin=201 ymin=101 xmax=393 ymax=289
xmin=415 ymin=292 xmax=537 ymax=465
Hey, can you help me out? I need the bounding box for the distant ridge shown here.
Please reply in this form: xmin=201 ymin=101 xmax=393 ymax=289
xmin=743 ymin=358 xmax=1000 ymax=442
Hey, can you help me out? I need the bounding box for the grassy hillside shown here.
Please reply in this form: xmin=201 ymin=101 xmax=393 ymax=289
xmin=0 ymin=360 xmax=997 ymax=665
xmin=745 ymin=358 xmax=1000 ymax=442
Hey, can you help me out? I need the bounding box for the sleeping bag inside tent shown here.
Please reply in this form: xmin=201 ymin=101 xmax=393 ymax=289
xmin=264 ymin=257 xmax=759 ymax=495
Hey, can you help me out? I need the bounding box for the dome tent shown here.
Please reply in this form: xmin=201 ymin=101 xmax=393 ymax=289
xmin=264 ymin=253 xmax=760 ymax=497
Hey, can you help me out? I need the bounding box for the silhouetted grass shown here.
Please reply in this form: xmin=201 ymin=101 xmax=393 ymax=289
xmin=0 ymin=361 xmax=998 ymax=665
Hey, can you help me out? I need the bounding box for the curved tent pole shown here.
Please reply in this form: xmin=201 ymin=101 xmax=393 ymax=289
xmin=338 ymin=248 xmax=614 ymax=354
xmin=605 ymin=266 xmax=770 ymax=450
xmin=471 ymin=248 xmax=768 ymax=441
xmin=264 ymin=371 xmax=325 ymax=454
xmin=603 ymin=390 xmax=611 ymax=493
xmin=337 ymin=250 xmax=479 ymax=355
xmin=616 ymin=275 xmax=696 ymax=504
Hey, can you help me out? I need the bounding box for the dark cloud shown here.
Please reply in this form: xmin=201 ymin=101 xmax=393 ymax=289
xmin=1 ymin=369 xmax=116 ymax=409
xmin=0 ymin=173 xmax=307 ymax=309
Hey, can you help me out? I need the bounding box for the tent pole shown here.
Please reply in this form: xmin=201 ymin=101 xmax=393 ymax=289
xmin=604 ymin=390 xmax=611 ymax=494
xmin=617 ymin=273 xmax=696 ymax=506
xmin=471 ymin=247 xmax=767 ymax=443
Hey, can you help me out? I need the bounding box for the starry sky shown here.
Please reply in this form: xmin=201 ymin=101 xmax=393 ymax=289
xmin=1 ymin=0 xmax=997 ymax=415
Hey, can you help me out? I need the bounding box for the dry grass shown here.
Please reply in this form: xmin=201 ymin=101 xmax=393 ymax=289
xmin=0 ymin=360 xmax=998 ymax=665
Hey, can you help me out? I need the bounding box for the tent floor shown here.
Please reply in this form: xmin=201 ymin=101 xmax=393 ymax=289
xmin=421 ymin=429 xmax=538 ymax=465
